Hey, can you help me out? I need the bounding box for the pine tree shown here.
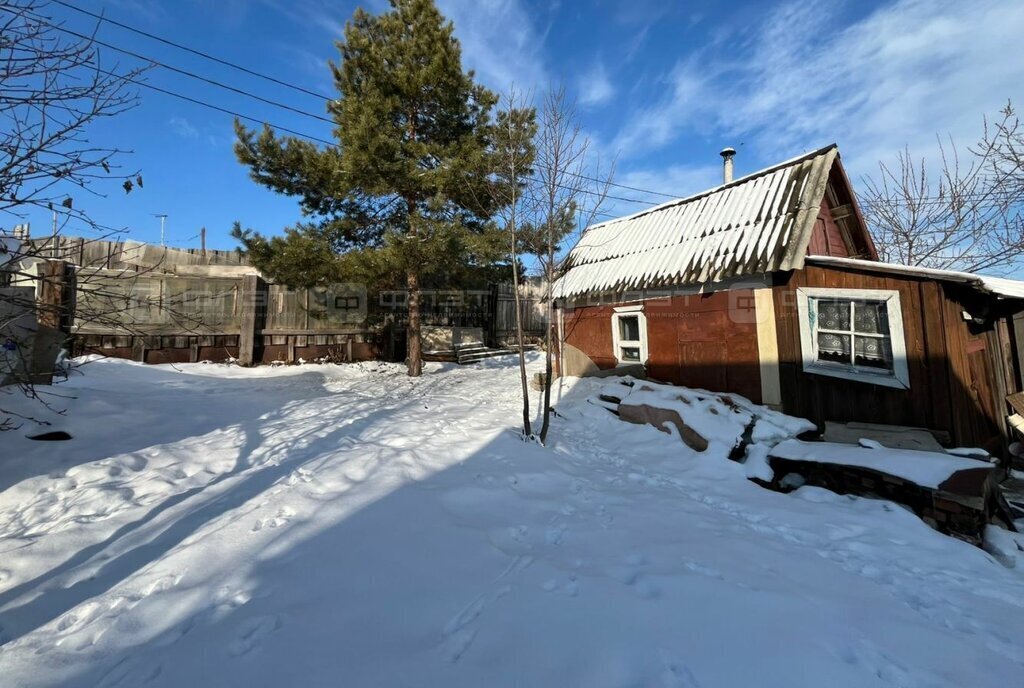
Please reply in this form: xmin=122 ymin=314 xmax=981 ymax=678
xmin=234 ymin=0 xmax=499 ymax=376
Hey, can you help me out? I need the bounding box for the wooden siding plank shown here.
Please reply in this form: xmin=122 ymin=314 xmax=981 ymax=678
xmin=919 ymin=281 xmax=953 ymax=434
xmin=942 ymin=290 xmax=984 ymax=446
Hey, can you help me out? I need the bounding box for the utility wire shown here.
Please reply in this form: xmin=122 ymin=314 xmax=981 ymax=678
xmin=40 ymin=6 xmax=1020 ymax=215
xmin=91 ymin=66 xmax=336 ymax=146
xmin=50 ymin=0 xmax=334 ymax=101
xmin=41 ymin=3 xmax=683 ymax=202
xmin=40 ymin=20 xmax=336 ymax=124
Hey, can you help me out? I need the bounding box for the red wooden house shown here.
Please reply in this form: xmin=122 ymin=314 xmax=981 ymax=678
xmin=553 ymin=144 xmax=1024 ymax=453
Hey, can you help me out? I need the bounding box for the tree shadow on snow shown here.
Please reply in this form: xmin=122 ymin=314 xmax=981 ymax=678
xmin=0 ymin=366 xmax=343 ymax=494
xmin=0 ymin=368 xmax=617 ymax=688
xmin=0 ymin=368 xmax=442 ymax=647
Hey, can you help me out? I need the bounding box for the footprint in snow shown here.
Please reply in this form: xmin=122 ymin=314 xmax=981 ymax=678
xmin=444 ymin=628 xmax=477 ymax=663
xmin=634 ymin=576 xmax=661 ymax=600
xmin=285 ymin=467 xmax=314 ymax=486
xmin=441 ymin=585 xmax=513 ymax=662
xmin=228 ymin=615 xmax=283 ymax=657
xmin=55 ymin=601 xmax=104 ymax=633
xmin=682 ymin=560 xmax=723 ymax=580
xmin=542 ymin=575 xmax=580 ymax=597
xmin=252 ymin=507 xmax=295 ymax=532
xmin=545 ymin=523 xmax=568 ymax=546
xmin=97 ymin=656 xmax=164 ymax=688
xmin=609 ymin=554 xmax=648 ymax=586
xmin=661 ymin=661 xmax=705 ymax=688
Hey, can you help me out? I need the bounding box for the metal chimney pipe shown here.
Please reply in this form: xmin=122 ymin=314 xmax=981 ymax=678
xmin=720 ymin=147 xmax=736 ymax=183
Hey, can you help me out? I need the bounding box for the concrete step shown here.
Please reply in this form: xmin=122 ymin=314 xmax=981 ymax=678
xmin=422 ymin=349 xmax=457 ymax=362
xmin=458 ymin=349 xmax=515 ymax=364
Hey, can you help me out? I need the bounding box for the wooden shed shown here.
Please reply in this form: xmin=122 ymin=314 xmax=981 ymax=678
xmin=553 ymin=145 xmax=1024 ymax=453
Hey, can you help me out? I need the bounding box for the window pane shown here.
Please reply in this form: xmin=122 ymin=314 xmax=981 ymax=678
xmin=817 ymin=332 xmax=851 ymax=363
xmin=855 ymin=336 xmax=894 ymax=370
xmin=620 ymin=346 xmax=641 ymax=362
xmin=618 ymin=315 xmax=640 ymax=341
xmin=854 ymin=301 xmax=890 ymax=335
xmin=816 ymin=299 xmax=850 ymax=330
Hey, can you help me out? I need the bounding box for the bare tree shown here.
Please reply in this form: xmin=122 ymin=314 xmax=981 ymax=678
xmin=1 ymin=0 xmax=146 ymax=426
xmin=1 ymin=0 xmax=145 ymax=222
xmin=487 ymin=87 xmax=538 ymax=438
xmin=529 ymin=86 xmax=613 ymax=445
xmin=862 ymin=102 xmax=1024 ymax=274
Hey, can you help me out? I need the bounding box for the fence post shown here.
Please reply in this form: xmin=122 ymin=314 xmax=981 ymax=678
xmin=32 ymin=260 xmax=72 ymax=384
xmin=239 ymin=274 xmax=265 ymax=366
xmin=36 ymin=260 xmax=69 ymax=330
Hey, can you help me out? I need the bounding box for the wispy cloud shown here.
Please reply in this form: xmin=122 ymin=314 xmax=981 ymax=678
xmin=610 ymin=0 xmax=1024 ymax=176
xmin=579 ymin=62 xmax=614 ymax=107
xmin=437 ymin=0 xmax=548 ymax=94
xmin=258 ymin=0 xmax=354 ymax=38
xmin=168 ymin=116 xmax=199 ymax=140
xmin=261 ymin=0 xmax=548 ymax=97
xmin=100 ymin=0 xmax=168 ymax=23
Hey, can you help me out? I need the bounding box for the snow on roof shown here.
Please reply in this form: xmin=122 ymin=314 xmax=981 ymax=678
xmin=554 ymin=144 xmax=840 ymax=300
xmin=806 ymin=256 xmax=1024 ymax=300
xmin=0 ymin=232 xmax=21 ymax=269
xmin=770 ymin=439 xmax=992 ymax=490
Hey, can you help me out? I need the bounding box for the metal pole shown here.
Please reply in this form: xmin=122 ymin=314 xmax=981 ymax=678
xmin=51 ymin=209 xmax=58 ymax=258
xmin=153 ymin=213 xmax=168 ymax=246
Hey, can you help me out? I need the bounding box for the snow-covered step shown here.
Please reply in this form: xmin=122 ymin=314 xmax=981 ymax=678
xmin=422 ymin=349 xmax=457 ymax=362
xmin=457 ymin=347 xmax=515 ymax=364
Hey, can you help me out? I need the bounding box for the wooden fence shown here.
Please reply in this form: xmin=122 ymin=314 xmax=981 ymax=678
xmin=68 ymin=269 xmax=376 ymax=364
xmin=493 ymin=281 xmax=548 ymax=345
xmin=16 ymin=238 xmax=550 ymax=365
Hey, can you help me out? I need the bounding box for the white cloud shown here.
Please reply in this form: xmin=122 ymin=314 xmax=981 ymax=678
xmin=264 ymin=0 xmax=549 ymax=97
xmin=436 ymin=0 xmax=549 ymax=94
xmin=610 ymin=0 xmax=1024 ymax=177
xmin=598 ymin=163 xmax=722 ymax=219
xmin=579 ymin=62 xmax=615 ymax=106
xmin=617 ymin=164 xmax=722 ymax=200
xmin=168 ymin=116 xmax=199 ymax=140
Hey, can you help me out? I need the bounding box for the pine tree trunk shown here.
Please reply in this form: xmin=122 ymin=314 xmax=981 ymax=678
xmin=406 ymin=267 xmax=423 ymax=377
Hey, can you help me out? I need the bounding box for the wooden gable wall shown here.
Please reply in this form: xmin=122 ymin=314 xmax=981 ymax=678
xmin=804 ymin=163 xmax=878 ymax=261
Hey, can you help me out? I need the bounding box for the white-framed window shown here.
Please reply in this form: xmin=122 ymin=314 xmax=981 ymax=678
xmin=611 ymin=305 xmax=648 ymax=366
xmin=796 ymin=288 xmax=910 ymax=389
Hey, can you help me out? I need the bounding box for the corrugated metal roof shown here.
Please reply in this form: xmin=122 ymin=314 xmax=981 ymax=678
xmin=806 ymin=256 xmax=1024 ymax=300
xmin=554 ymin=144 xmax=839 ymax=300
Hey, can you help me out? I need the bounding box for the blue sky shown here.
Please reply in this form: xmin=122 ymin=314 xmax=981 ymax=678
xmin=17 ymin=0 xmax=1024 ymax=253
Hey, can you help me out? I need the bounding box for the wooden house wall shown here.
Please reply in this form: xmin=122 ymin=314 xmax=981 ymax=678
xmin=560 ymin=262 xmax=1020 ymax=451
xmin=772 ymin=265 xmax=1008 ymax=451
xmin=806 ymin=199 xmax=850 ymax=258
xmin=561 ymin=290 xmax=762 ymax=403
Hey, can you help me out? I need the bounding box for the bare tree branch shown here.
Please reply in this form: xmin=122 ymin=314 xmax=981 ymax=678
xmin=530 ymin=85 xmax=614 ymax=445
xmin=861 ymin=101 xmax=1024 ymax=274
xmin=0 ymin=0 xmax=149 ymax=427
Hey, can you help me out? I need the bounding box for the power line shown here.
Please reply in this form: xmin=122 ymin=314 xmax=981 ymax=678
xmin=50 ymin=0 xmax=334 ymax=101
xmin=98 ymin=68 xmax=1022 ymax=216
xmin=93 ymin=66 xmax=336 ymax=146
xmin=45 ymin=2 xmax=688 ymax=203
xmin=39 ymin=6 xmax=1021 ymax=217
xmin=41 ymin=19 xmax=336 ymax=125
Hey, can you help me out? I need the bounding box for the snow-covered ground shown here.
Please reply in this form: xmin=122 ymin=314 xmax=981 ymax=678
xmin=1 ymin=355 xmax=1023 ymax=687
